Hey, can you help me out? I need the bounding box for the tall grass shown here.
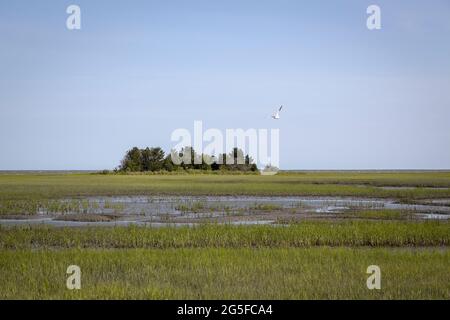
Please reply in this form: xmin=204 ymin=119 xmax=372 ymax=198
xmin=1 ymin=221 xmax=448 ymax=249
xmin=0 ymin=247 xmax=448 ymax=299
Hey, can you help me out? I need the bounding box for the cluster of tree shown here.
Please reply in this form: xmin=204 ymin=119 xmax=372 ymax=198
xmin=118 ymin=147 xmax=258 ymax=172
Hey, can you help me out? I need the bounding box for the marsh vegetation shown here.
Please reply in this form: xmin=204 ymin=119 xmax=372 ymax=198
xmin=0 ymin=171 xmax=449 ymax=299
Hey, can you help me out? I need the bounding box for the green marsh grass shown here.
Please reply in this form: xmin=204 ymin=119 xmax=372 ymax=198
xmin=1 ymin=172 xmax=449 ymax=299
xmin=0 ymin=173 xmax=449 ymax=206
xmin=341 ymin=209 xmax=416 ymax=220
xmin=1 ymin=221 xmax=448 ymax=249
xmin=249 ymin=203 xmax=282 ymax=211
xmin=0 ymin=247 xmax=448 ymax=299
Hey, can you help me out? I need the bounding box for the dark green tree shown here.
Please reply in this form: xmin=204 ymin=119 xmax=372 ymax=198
xmin=163 ymin=154 xmax=175 ymax=171
xmin=119 ymin=146 xmax=258 ymax=173
xmin=142 ymin=147 xmax=165 ymax=171
xmin=120 ymin=147 xmax=142 ymax=172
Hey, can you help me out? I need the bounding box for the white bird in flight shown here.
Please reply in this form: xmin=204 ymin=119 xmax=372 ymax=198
xmin=271 ymin=105 xmax=283 ymax=119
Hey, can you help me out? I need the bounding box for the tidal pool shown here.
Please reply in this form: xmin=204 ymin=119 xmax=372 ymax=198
xmin=0 ymin=196 xmax=449 ymax=227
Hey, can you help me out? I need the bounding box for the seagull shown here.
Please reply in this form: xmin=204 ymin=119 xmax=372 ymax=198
xmin=271 ymin=105 xmax=283 ymax=119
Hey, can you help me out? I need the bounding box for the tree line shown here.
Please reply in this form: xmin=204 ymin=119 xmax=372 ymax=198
xmin=118 ymin=146 xmax=258 ymax=173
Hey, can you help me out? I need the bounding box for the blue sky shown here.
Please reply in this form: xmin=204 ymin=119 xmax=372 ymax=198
xmin=1 ymin=0 xmax=449 ymax=170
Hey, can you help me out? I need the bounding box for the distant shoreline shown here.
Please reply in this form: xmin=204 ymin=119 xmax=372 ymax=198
xmin=1 ymin=169 xmax=450 ymax=174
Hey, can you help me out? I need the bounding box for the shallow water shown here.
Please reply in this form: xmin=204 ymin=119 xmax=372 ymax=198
xmin=418 ymin=213 xmax=450 ymax=220
xmin=63 ymin=195 xmax=450 ymax=213
xmin=0 ymin=195 xmax=449 ymax=227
